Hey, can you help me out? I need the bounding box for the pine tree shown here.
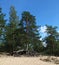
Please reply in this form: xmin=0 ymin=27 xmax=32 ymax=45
xmin=44 ymin=25 xmax=59 ymax=55
xmin=20 ymin=11 xmax=41 ymax=53
xmin=0 ymin=7 xmax=6 ymax=43
xmin=5 ymin=6 xmax=19 ymax=54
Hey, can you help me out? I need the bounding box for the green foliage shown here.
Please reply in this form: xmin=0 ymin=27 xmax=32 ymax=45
xmin=0 ymin=7 xmax=6 ymax=44
xmin=20 ymin=11 xmax=41 ymax=52
xmin=44 ymin=25 xmax=59 ymax=55
xmin=5 ymin=6 xmax=20 ymax=54
xmin=0 ymin=6 xmax=59 ymax=56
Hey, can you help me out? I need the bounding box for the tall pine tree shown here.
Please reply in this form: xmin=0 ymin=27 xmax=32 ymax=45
xmin=0 ymin=8 xmax=6 ymax=44
xmin=5 ymin=6 xmax=19 ymax=54
xmin=20 ymin=11 xmax=41 ymax=53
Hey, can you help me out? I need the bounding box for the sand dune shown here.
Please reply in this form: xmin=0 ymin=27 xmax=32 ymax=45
xmin=0 ymin=56 xmax=58 ymax=65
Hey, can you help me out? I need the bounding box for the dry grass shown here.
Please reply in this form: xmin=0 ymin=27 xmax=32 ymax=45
xmin=40 ymin=55 xmax=59 ymax=64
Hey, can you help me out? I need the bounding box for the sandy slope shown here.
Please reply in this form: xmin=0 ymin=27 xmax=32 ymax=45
xmin=0 ymin=56 xmax=58 ymax=65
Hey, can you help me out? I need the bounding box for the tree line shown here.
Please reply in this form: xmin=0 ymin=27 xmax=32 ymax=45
xmin=0 ymin=6 xmax=59 ymax=56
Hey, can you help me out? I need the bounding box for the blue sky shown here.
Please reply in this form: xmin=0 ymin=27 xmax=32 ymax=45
xmin=0 ymin=0 xmax=59 ymax=29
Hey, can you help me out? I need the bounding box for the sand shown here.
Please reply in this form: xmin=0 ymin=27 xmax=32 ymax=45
xmin=0 ymin=56 xmax=58 ymax=65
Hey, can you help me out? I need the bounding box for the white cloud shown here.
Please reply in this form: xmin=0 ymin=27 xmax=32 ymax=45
xmin=43 ymin=42 xmax=47 ymax=47
xmin=40 ymin=26 xmax=47 ymax=38
xmin=40 ymin=26 xmax=47 ymax=33
xmin=40 ymin=38 xmax=42 ymax=40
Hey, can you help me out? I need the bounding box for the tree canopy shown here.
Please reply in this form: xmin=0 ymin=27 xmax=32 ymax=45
xmin=0 ymin=6 xmax=59 ymax=56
